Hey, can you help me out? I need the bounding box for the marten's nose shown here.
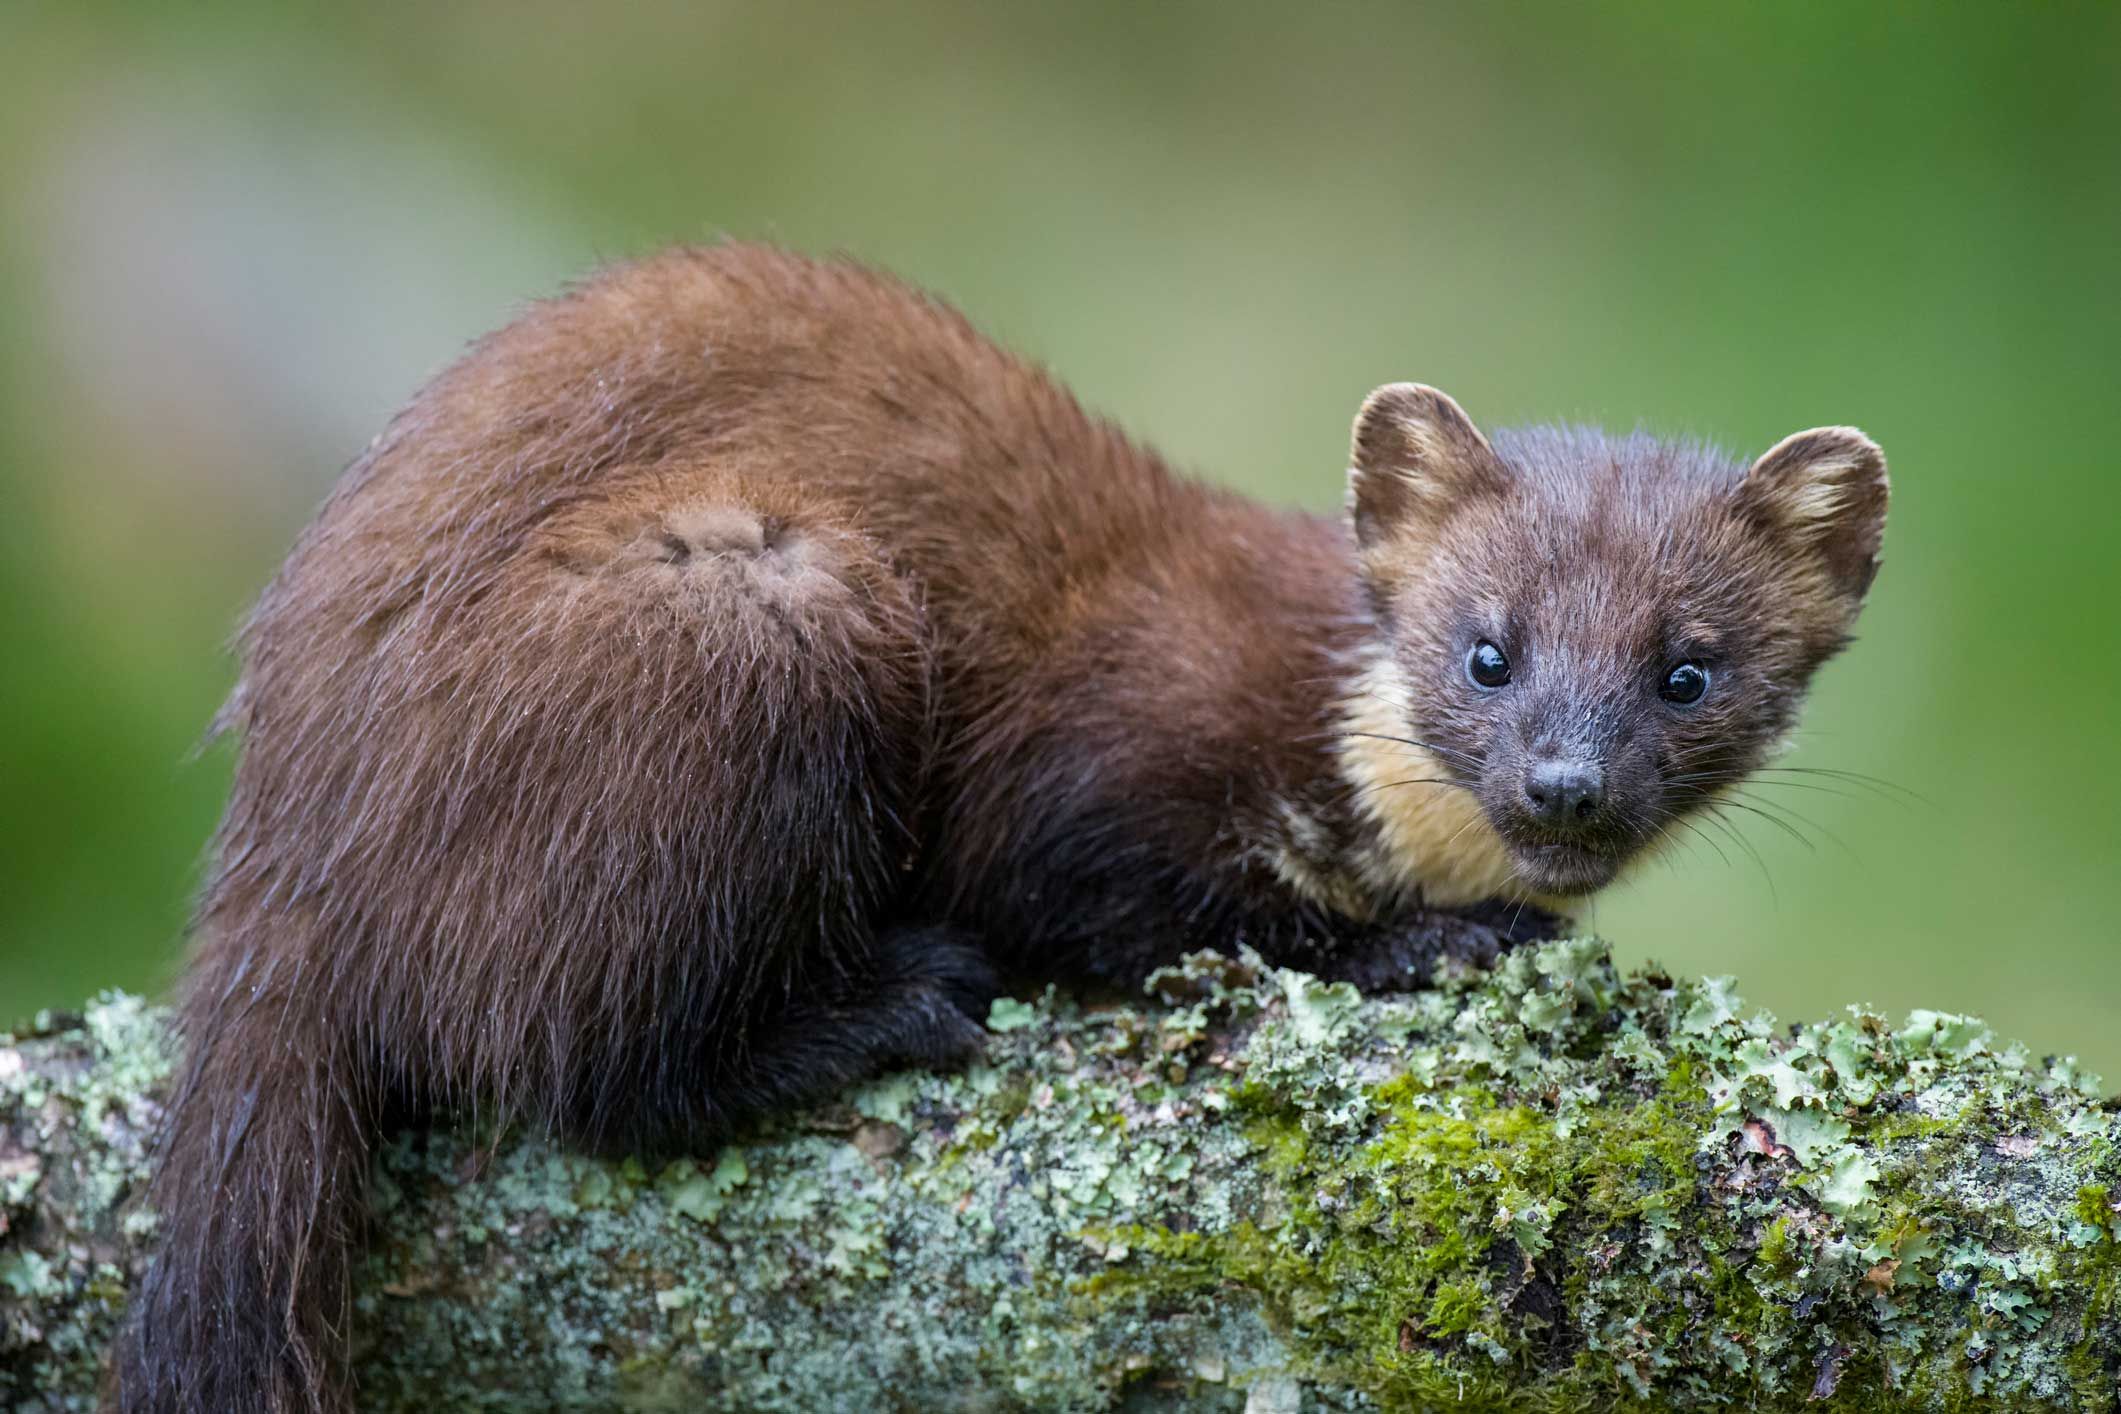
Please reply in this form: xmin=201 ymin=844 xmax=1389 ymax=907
xmin=1523 ymin=758 xmax=1604 ymax=827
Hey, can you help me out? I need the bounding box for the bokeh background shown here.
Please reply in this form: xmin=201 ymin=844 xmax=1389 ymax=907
xmin=3 ymin=5 xmax=2116 ymax=1073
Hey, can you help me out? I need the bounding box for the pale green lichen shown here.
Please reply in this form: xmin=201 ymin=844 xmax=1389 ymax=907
xmin=2 ymin=944 xmax=2116 ymax=1410
xmin=2 ymin=993 xmax=178 ymax=1409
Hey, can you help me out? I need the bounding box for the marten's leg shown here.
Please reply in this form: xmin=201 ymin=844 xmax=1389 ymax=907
xmin=496 ymin=486 xmax=997 ymax=1153
xmin=645 ymin=923 xmax=998 ymax=1148
xmin=116 ymin=484 xmax=988 ymax=1411
xmin=1309 ymin=901 xmax=1573 ymax=993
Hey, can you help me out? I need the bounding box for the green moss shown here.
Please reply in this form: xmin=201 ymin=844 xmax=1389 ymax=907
xmin=2076 ymin=1184 xmax=2117 ymax=1240
xmin=1858 ymin=1111 xmax=1957 ymax=1143
xmin=1078 ymin=1069 xmax=1746 ymax=1410
xmin=1060 ymin=944 xmax=2121 ymax=1410
xmin=1754 ymin=1215 xmax=1795 ymax=1278
xmin=2064 ymin=1184 xmax=2121 ymax=1407
xmin=7 ymin=946 xmax=2117 ymax=1409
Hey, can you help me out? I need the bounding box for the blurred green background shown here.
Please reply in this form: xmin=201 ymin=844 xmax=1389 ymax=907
xmin=2 ymin=4 xmax=2116 ymax=1073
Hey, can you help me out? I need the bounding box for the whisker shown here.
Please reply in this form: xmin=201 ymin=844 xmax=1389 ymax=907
xmin=1437 ymin=809 xmax=1488 ymax=857
xmin=1668 ymin=772 xmax=1869 ymax=804
xmin=1659 ymin=744 xmax=1921 ymax=805
xmin=1727 ymin=791 xmax=1857 ymax=860
xmin=1713 ymin=797 xmax=1815 ymax=853
xmin=1698 ymin=803 xmax=1778 ymax=901
xmin=1333 ymin=728 xmax=1484 ymax=770
xmin=1674 ymin=818 xmax=1730 ymax=871
xmin=1750 ymin=766 xmax=1927 ymax=804
xmin=1721 ymin=821 xmax=1780 ymax=903
xmin=1667 ymin=776 xmax=1863 ymax=857
xmin=1340 ymin=776 xmax=1471 ymax=806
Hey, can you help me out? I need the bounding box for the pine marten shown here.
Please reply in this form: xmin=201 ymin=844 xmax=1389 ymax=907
xmin=114 ymin=244 xmax=1887 ymax=1411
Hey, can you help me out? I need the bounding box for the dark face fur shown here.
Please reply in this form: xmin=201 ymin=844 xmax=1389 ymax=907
xmin=1348 ymin=384 xmax=1888 ymax=896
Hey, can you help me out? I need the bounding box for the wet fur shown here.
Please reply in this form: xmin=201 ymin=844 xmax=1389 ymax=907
xmin=113 ymin=246 xmax=1883 ymax=1411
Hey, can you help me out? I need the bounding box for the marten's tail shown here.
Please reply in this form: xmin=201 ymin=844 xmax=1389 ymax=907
xmin=112 ymin=941 xmax=373 ymax=1414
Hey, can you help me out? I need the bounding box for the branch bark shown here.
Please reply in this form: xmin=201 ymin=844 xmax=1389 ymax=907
xmin=3 ymin=941 xmax=2117 ymax=1411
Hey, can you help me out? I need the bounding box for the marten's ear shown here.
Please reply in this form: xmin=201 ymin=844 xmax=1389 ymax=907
xmin=1347 ymin=383 xmax=1509 ymax=549
xmin=1736 ymin=426 xmax=1890 ymax=607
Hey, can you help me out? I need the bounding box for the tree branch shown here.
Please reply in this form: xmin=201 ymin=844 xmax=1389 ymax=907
xmin=4 ymin=941 xmax=2117 ymax=1410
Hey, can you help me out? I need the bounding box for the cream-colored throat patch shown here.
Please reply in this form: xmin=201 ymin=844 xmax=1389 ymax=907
xmin=1336 ymin=648 xmax=1525 ymax=908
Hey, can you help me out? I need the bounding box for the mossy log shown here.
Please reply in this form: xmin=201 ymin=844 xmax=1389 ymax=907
xmin=3 ymin=940 xmax=2117 ymax=1411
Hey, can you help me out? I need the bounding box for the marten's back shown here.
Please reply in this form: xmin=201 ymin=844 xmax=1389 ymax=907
xmin=257 ymin=245 xmax=1223 ymax=696
xmin=226 ymin=243 xmax=1353 ymax=961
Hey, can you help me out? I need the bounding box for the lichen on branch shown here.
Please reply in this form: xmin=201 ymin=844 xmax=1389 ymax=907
xmin=4 ymin=940 xmax=2117 ymax=1410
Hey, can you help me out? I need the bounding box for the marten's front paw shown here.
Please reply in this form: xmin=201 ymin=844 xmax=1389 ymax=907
xmin=873 ymin=924 xmax=1000 ymax=1019
xmin=1318 ymin=902 xmax=1572 ymax=994
xmin=867 ymin=983 xmax=993 ymax=1070
xmin=862 ymin=924 xmax=1000 ymax=1069
xmin=1456 ymin=898 xmax=1575 ymax=949
xmin=1313 ymin=919 xmax=1484 ymax=993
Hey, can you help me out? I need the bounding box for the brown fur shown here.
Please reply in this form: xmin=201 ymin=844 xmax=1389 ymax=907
xmin=113 ymin=246 xmax=1886 ymax=1411
xmin=1348 ymin=385 xmax=1886 ymax=895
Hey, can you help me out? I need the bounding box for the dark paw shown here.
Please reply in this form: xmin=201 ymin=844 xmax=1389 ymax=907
xmin=865 ymin=924 xmax=1000 ymax=1069
xmin=868 ymin=983 xmax=992 ymax=1070
xmin=1314 ymin=925 xmax=1469 ymax=993
xmin=1457 ymin=898 xmax=1574 ymax=948
xmin=872 ymin=924 xmax=1001 ymax=1019
xmin=1318 ymin=901 xmax=1573 ymax=994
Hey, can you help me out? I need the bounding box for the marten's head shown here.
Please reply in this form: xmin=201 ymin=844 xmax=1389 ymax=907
xmin=1343 ymin=383 xmax=1888 ymax=900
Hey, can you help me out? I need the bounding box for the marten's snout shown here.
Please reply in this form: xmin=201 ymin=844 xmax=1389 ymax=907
xmin=1522 ymin=757 xmax=1605 ymax=828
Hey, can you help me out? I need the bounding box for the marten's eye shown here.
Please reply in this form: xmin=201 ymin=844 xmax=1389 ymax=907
xmin=1467 ymin=640 xmax=1512 ymax=690
xmin=1661 ymin=662 xmax=1709 ymax=705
